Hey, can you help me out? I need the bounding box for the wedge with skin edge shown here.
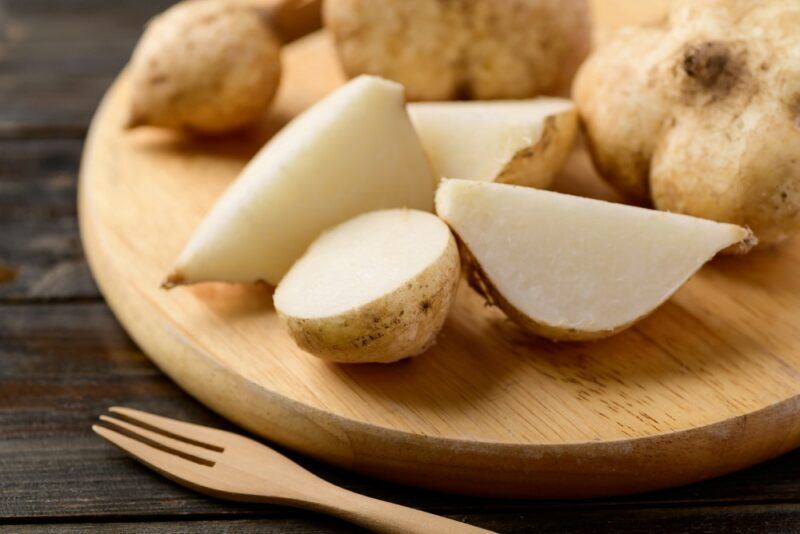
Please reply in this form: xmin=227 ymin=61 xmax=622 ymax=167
xmin=408 ymin=99 xmax=577 ymax=189
xmin=435 ymin=179 xmax=754 ymax=341
xmin=274 ymin=209 xmax=460 ymax=363
xmin=165 ymin=75 xmax=436 ymax=288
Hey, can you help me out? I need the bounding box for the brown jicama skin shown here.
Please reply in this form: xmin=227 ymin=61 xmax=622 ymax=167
xmin=127 ymin=0 xmax=282 ymax=134
xmin=574 ymin=0 xmax=800 ymax=247
xmin=324 ymin=0 xmax=591 ymax=101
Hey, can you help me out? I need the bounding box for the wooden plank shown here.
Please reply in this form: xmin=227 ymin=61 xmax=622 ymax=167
xmin=4 ymin=302 xmax=800 ymax=524
xmin=0 ymin=225 xmax=92 ymax=301
xmin=0 ymin=302 xmax=249 ymax=519
xmin=3 ymin=506 xmax=800 ymax=533
xmin=0 ymin=0 xmax=174 ymax=137
xmin=0 ymin=302 xmax=525 ymax=522
xmin=0 ymin=140 xmax=98 ymax=300
xmin=1 ymin=518 xmax=366 ymax=533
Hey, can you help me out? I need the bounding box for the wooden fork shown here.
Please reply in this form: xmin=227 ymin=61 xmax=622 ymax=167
xmin=93 ymin=407 xmax=493 ymax=534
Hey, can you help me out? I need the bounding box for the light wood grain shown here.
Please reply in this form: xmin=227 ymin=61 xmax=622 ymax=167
xmin=79 ymin=31 xmax=800 ymax=498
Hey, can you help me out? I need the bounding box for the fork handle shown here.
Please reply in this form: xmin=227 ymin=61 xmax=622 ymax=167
xmin=303 ymin=484 xmax=494 ymax=534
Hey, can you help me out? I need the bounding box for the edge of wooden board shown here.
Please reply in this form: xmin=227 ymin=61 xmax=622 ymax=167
xmin=78 ymin=72 xmax=800 ymax=500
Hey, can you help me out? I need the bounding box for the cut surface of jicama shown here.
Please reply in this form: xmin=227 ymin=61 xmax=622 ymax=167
xmin=408 ymin=98 xmax=577 ymax=188
xmin=275 ymin=209 xmax=459 ymax=363
xmin=435 ymin=179 xmax=754 ymax=340
xmin=166 ymin=75 xmax=436 ymax=287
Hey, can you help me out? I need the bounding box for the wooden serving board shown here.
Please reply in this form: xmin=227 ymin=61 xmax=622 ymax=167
xmin=80 ymin=31 xmax=800 ymax=499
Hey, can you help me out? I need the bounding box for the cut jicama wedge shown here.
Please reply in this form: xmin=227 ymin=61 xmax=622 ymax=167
xmin=165 ymin=75 xmax=436 ymax=287
xmin=275 ymin=209 xmax=460 ymax=363
xmin=408 ymin=98 xmax=577 ymax=188
xmin=435 ymin=179 xmax=754 ymax=340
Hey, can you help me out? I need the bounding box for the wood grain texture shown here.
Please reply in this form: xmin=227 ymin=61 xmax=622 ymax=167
xmin=7 ymin=504 xmax=800 ymax=534
xmin=2 ymin=0 xmax=799 ymax=531
xmin=0 ymin=0 xmax=176 ymax=138
xmin=0 ymin=140 xmax=98 ymax=300
xmin=78 ymin=30 xmax=800 ymax=498
xmin=5 ymin=302 xmax=800 ymax=531
xmin=0 ymin=0 xmax=316 ymax=138
xmin=1 ymin=519 xmax=366 ymax=533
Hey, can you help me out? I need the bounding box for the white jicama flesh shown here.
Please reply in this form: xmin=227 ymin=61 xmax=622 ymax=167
xmin=274 ymin=209 xmax=460 ymax=363
xmin=165 ymin=75 xmax=436 ymax=287
xmin=435 ymin=179 xmax=754 ymax=341
xmin=408 ymin=98 xmax=577 ymax=189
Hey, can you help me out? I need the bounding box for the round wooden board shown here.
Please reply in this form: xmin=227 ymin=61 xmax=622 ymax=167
xmin=80 ymin=32 xmax=800 ymax=499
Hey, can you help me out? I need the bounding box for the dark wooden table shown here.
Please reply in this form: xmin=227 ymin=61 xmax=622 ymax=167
xmin=2 ymin=2 xmax=800 ymax=532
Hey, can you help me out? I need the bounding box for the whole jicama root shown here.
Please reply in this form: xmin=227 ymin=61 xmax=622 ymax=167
xmin=574 ymin=0 xmax=800 ymax=247
xmin=127 ymin=0 xmax=320 ymax=134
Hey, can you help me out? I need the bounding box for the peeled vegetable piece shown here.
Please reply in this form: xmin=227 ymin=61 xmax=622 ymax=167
xmin=435 ymin=179 xmax=754 ymax=341
xmin=127 ymin=0 xmax=282 ymax=134
xmin=275 ymin=209 xmax=460 ymax=363
xmin=408 ymin=99 xmax=577 ymax=189
xmin=574 ymin=0 xmax=800 ymax=246
xmin=165 ymin=75 xmax=436 ymax=287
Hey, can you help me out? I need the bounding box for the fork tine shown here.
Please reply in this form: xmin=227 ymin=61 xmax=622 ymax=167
xmin=100 ymin=415 xmax=218 ymax=465
xmin=93 ymin=425 xmax=211 ymax=487
xmin=108 ymin=407 xmax=227 ymax=450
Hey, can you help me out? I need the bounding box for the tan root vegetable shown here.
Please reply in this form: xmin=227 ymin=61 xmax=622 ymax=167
xmin=275 ymin=209 xmax=460 ymax=364
xmin=408 ymin=98 xmax=577 ymax=188
xmin=127 ymin=0 xmax=321 ymax=134
xmin=589 ymin=0 xmax=671 ymax=48
xmin=165 ymin=75 xmax=435 ymax=287
xmin=574 ymin=0 xmax=800 ymax=247
xmin=436 ymin=179 xmax=753 ymax=341
xmin=324 ymin=0 xmax=591 ymax=101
